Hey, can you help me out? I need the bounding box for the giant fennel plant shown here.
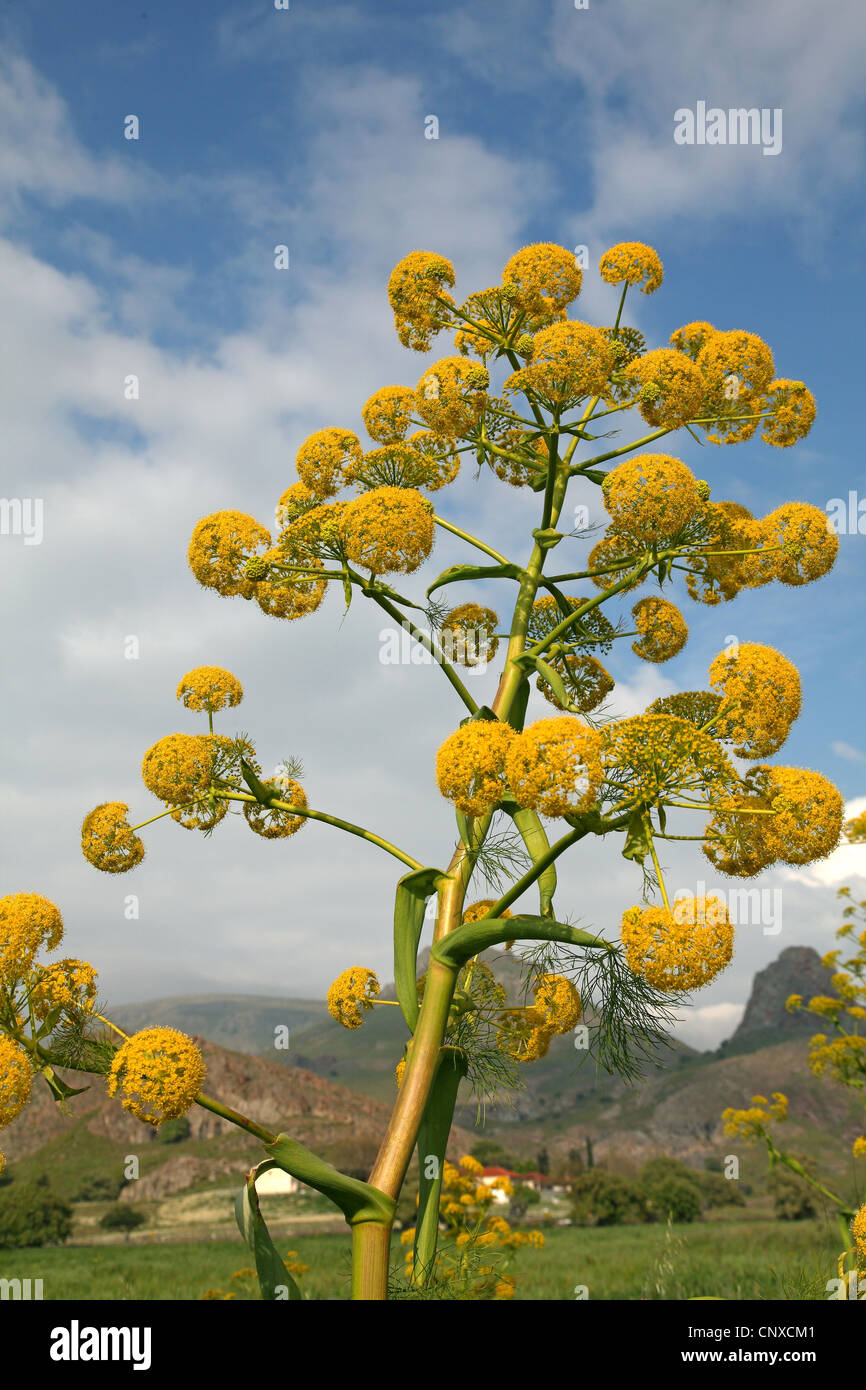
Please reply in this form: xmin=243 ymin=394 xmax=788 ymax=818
xmin=0 ymin=240 xmax=847 ymax=1299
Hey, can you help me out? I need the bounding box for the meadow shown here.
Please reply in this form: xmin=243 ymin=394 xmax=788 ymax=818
xmin=0 ymin=1218 xmax=841 ymax=1301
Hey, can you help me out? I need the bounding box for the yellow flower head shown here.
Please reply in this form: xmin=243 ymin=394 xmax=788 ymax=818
xmin=295 ymin=428 xmax=363 ymax=499
xmin=722 ymin=1092 xmax=787 ymax=1140
xmin=624 ymin=349 xmax=704 ymax=430
xmin=532 ymin=972 xmax=582 ymax=1033
xmin=176 ymin=666 xmax=243 ymax=714
xmin=0 ymin=893 xmax=64 ymax=980
xmin=702 ymin=786 xmax=779 ymax=879
xmin=697 ymin=329 xmax=775 ymax=444
xmin=494 ymin=1276 xmax=517 ymax=1300
xmin=588 ymin=531 xmax=647 ymax=593
xmin=436 ymin=720 xmax=515 ymax=817
xmin=243 ymin=776 xmax=307 ymax=840
xmin=440 ymin=603 xmax=499 ymax=667
xmin=603 ymin=714 xmax=736 ymax=803
xmin=462 ymin=899 xmax=513 ymax=924
xmin=505 ymin=321 xmax=614 ymax=408
xmin=496 ymin=1006 xmax=553 ymax=1063
xmin=80 ymin=802 xmax=146 ymax=875
xmin=29 ymin=958 xmax=98 ymax=1022
xmin=403 ymin=430 xmax=461 ymax=491
xmin=599 ymin=242 xmax=663 ymax=294
xmin=602 ymin=454 xmax=702 ymax=543
xmin=387 ymin=251 xmax=456 ymax=351
xmin=342 ymin=486 xmax=434 ymax=574
xmin=107 ymin=1026 xmax=205 ymax=1127
xmin=854 ymin=1137 xmax=866 ymax=1159
xmin=536 ymin=652 xmax=615 ymax=714
xmin=415 ymin=357 xmax=488 ymax=436
xmin=252 ymin=545 xmax=329 ymax=622
xmin=505 ymin=717 xmax=603 ymax=819
xmin=854 ymin=1205 xmax=866 ymax=1259
xmin=362 ymin=386 xmax=417 ymax=444
xmin=0 ymin=1036 xmax=32 ymax=1125
xmin=669 ymin=321 xmax=715 ymax=360
xmin=326 ymin=967 xmax=380 ymax=1030
xmin=275 ymin=481 xmax=318 ymax=531
xmin=631 ymin=596 xmax=688 ymax=663
xmin=142 ymin=733 xmax=227 ymax=805
xmin=759 ymin=765 xmax=844 ymax=866
xmin=760 ymin=379 xmax=816 ymax=447
xmin=188 ymin=511 xmax=271 ymax=598
xmin=501 ymin=243 xmax=582 ymax=318
xmin=760 ymin=503 xmax=838 ymax=587
xmin=459 ymin=1153 xmax=484 ymax=1176
xmin=685 ymin=501 xmax=774 ymax=605
xmin=622 ymin=897 xmax=733 ymax=992
xmin=708 ymin=643 xmax=801 ymax=757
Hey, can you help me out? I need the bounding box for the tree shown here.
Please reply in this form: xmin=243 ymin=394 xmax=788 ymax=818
xmin=470 ymin=1139 xmax=516 ymax=1169
xmin=0 ymin=1182 xmax=72 ymax=1249
xmin=157 ymin=1116 xmax=191 ymax=1145
xmin=509 ymin=1184 xmax=542 ymax=1219
xmin=75 ymin=1174 xmax=125 ymax=1202
xmin=768 ymin=1166 xmax=817 ymax=1221
xmin=641 ymin=1173 xmax=700 ymax=1224
xmin=569 ymin=1170 xmax=650 ymax=1227
xmin=0 ymin=240 xmax=839 ymax=1299
xmin=99 ymin=1205 xmax=147 ymax=1239
xmin=536 ymin=1146 xmax=551 ymax=1175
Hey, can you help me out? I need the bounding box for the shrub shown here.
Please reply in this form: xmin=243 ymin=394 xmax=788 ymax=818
xmin=642 ymin=1174 xmax=701 ymax=1223
xmin=768 ymin=1166 xmax=817 ymax=1220
xmin=99 ymin=1204 xmax=147 ymax=1235
xmin=0 ymin=1182 xmax=72 ymax=1249
xmin=569 ymin=1170 xmax=650 ymax=1227
xmin=157 ymin=1116 xmax=191 ymax=1145
xmin=74 ymin=1174 xmax=124 ymax=1202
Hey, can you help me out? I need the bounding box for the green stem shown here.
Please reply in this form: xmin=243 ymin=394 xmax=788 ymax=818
xmin=363 ymin=587 xmax=480 ymax=716
xmin=216 ymin=791 xmax=423 ymax=870
xmin=433 ymin=515 xmax=510 ymax=564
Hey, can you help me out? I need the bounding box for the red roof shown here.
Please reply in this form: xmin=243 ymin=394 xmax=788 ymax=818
xmin=481 ymin=1166 xmax=552 ymax=1183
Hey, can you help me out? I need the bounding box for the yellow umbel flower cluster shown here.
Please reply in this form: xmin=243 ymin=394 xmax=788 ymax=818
xmin=709 ymin=643 xmax=801 ymax=757
xmin=505 ymin=321 xmax=614 ymax=409
xmin=808 ymin=1032 xmax=866 ymax=1085
xmin=602 ymin=454 xmax=702 ymax=544
xmin=760 ymin=380 xmax=816 ymax=447
xmin=243 ymin=777 xmax=307 ymax=840
xmin=176 ymin=666 xmax=243 ymax=714
xmin=536 ymin=652 xmax=615 ymax=713
xmin=599 ymin=242 xmax=664 ymax=294
xmin=631 ymin=596 xmax=689 ymax=663
xmin=853 ymin=1205 xmax=866 ymax=1260
xmin=436 ymin=720 xmax=514 ymax=817
xmin=107 ymin=1026 xmax=206 ymax=1127
xmin=621 ymin=897 xmax=733 ymax=992
xmin=188 ymin=511 xmax=271 ymax=597
xmin=695 ymin=329 xmax=775 ymax=444
xmin=0 ymin=1036 xmax=32 ymax=1126
xmin=763 ymin=502 xmax=838 ymax=586
xmin=415 ymin=357 xmax=488 ymax=437
xmin=506 ymin=718 xmax=603 ymax=818
xmin=342 ymin=486 xmax=435 ymax=575
xmin=721 ymin=1092 xmax=788 ymax=1140
xmin=387 ymin=251 xmax=456 ymax=352
xmin=81 ymin=802 xmax=146 ymax=874
xmin=0 ymin=892 xmax=64 ymax=977
xmin=326 ymin=967 xmax=381 ymax=1030
xmin=440 ymin=603 xmax=499 ymax=667
xmin=141 ymin=732 xmax=228 ymax=805
xmin=502 ymin=242 xmax=582 ymax=319
xmin=669 ymin=320 xmax=715 ymax=359
xmin=532 ymin=972 xmax=582 ymax=1032
xmin=623 ymin=348 xmax=704 ymax=430
xmin=603 ymin=714 xmax=736 ymax=804
xmin=29 ymin=959 xmax=98 ymax=1022
xmin=496 ymin=1006 xmax=554 ymax=1062
xmin=362 ymin=386 xmax=417 ymax=443
xmin=295 ymin=428 xmax=363 ymax=499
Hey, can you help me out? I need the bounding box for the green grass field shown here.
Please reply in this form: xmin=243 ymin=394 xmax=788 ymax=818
xmin=0 ymin=1219 xmax=842 ymax=1301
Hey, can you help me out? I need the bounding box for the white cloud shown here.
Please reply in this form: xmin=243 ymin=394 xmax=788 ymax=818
xmin=833 ymin=740 xmax=866 ymax=764
xmin=671 ymin=1001 xmax=745 ymax=1052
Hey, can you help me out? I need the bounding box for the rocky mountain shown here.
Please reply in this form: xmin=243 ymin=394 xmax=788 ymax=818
xmin=718 ymin=946 xmax=834 ymax=1055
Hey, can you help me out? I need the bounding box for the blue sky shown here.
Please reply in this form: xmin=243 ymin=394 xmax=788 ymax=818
xmin=1 ymin=0 xmax=865 ymax=1049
